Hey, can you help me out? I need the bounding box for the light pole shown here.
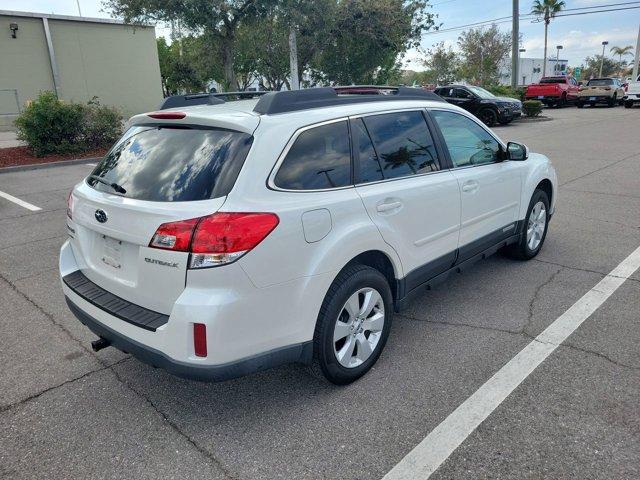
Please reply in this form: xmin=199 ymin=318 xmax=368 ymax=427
xmin=519 ymin=48 xmax=526 ymax=85
xmin=556 ymin=45 xmax=563 ymax=73
xmin=599 ymin=41 xmax=609 ymax=77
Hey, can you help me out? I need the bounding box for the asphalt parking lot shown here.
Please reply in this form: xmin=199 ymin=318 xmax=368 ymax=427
xmin=1 ymin=106 xmax=639 ymax=480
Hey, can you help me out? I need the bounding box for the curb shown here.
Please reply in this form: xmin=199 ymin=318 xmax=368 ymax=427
xmin=0 ymin=157 xmax=100 ymax=174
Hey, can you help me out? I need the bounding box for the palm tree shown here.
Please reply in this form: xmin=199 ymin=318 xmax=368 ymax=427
xmin=610 ymin=45 xmax=634 ymax=65
xmin=531 ymin=0 xmax=566 ymax=77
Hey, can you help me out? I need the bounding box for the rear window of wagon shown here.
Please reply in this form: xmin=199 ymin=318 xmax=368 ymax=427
xmin=87 ymin=125 xmax=253 ymax=202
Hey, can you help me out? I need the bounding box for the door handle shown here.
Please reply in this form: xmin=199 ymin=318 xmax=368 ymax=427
xmin=461 ymin=181 xmax=479 ymax=193
xmin=376 ymin=201 xmax=402 ymax=213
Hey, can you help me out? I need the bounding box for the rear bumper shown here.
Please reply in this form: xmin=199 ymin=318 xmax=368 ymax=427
xmin=59 ymin=238 xmax=328 ymax=381
xmin=65 ymin=297 xmax=312 ymax=382
xmin=577 ymin=95 xmax=613 ymax=103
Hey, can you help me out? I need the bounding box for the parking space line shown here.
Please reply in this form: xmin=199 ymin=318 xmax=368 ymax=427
xmin=383 ymin=244 xmax=640 ymax=480
xmin=85 ymin=163 xmax=97 ymax=167
xmin=0 ymin=190 xmax=42 ymax=211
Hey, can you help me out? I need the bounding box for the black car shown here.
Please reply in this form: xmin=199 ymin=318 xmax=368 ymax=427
xmin=434 ymin=85 xmax=522 ymax=127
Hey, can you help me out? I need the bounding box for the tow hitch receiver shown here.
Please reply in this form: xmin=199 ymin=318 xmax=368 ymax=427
xmin=91 ymin=337 xmax=111 ymax=352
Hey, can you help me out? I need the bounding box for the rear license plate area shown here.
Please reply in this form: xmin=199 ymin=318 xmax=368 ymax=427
xmin=102 ymin=235 xmax=122 ymax=269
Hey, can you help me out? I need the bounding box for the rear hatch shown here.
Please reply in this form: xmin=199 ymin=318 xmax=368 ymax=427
xmin=68 ymin=121 xmax=255 ymax=315
xmin=580 ymin=79 xmax=614 ymax=97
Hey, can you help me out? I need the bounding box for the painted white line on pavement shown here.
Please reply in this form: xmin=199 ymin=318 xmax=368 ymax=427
xmin=0 ymin=190 xmax=42 ymax=211
xmin=85 ymin=163 xmax=97 ymax=167
xmin=383 ymin=244 xmax=640 ymax=480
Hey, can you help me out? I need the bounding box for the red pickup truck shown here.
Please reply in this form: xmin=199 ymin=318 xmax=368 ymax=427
xmin=525 ymin=76 xmax=580 ymax=107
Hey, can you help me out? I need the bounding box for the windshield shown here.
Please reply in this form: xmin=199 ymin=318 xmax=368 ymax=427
xmin=587 ymin=79 xmax=614 ymax=86
xmin=540 ymin=77 xmax=566 ymax=84
xmin=87 ymin=125 xmax=253 ymax=202
xmin=467 ymin=86 xmax=496 ymax=99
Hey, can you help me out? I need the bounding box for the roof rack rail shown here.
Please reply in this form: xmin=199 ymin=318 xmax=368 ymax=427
xmin=253 ymin=86 xmax=443 ymax=115
xmin=159 ymin=91 xmax=270 ymax=110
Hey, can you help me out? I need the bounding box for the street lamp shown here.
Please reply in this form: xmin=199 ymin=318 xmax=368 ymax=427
xmin=556 ymin=45 xmax=563 ymax=73
xmin=599 ymin=41 xmax=609 ymax=77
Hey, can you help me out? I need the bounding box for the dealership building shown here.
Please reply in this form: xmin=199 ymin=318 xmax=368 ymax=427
xmin=0 ymin=10 xmax=163 ymax=130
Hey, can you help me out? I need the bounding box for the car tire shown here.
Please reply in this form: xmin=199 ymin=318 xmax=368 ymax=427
xmin=558 ymin=94 xmax=567 ymax=107
xmin=506 ymin=189 xmax=550 ymax=261
xmin=310 ymin=264 xmax=393 ymax=385
xmin=607 ymin=95 xmax=616 ymax=107
xmin=576 ymin=101 xmax=584 ymax=108
xmin=590 ymin=103 xmax=596 ymax=107
xmin=625 ymin=101 xmax=633 ymax=108
xmin=498 ymin=119 xmax=511 ymax=125
xmin=478 ymin=108 xmax=498 ymax=127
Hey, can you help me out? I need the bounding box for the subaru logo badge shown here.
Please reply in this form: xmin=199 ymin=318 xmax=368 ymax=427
xmin=95 ymin=209 xmax=108 ymax=223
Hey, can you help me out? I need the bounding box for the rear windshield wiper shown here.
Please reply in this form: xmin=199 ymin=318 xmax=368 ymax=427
xmin=88 ymin=175 xmax=127 ymax=194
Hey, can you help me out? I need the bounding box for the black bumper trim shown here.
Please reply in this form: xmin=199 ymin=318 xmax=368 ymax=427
xmin=65 ymin=297 xmax=313 ymax=382
xmin=63 ymin=270 xmax=168 ymax=331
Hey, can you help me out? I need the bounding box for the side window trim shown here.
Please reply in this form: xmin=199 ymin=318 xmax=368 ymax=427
xmin=267 ymin=117 xmax=354 ymax=192
xmin=427 ymin=108 xmax=506 ymax=171
xmin=350 ymin=108 xmax=446 ymax=186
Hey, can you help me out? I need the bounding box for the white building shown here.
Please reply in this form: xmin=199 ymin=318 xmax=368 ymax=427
xmin=499 ymin=57 xmax=568 ymax=86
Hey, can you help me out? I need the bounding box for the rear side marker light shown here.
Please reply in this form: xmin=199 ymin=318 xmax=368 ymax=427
xmin=193 ymin=323 xmax=207 ymax=357
xmin=147 ymin=111 xmax=186 ymax=119
xmin=149 ymin=212 xmax=279 ymax=269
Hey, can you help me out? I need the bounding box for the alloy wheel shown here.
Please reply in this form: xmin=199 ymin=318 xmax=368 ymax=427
xmin=333 ymin=287 xmax=385 ymax=368
xmin=526 ymin=201 xmax=547 ymax=251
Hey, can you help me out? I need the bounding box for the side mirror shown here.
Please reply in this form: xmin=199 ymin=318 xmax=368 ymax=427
xmin=507 ymin=141 xmax=529 ymax=161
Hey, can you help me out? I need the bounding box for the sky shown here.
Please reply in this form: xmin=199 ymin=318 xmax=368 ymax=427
xmin=1 ymin=0 xmax=639 ymax=70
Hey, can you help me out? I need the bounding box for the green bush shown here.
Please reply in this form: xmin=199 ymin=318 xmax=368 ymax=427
xmin=522 ymin=100 xmax=543 ymax=117
xmin=84 ymin=97 xmax=123 ymax=149
xmin=15 ymin=92 xmax=123 ymax=157
xmin=483 ymin=84 xmax=526 ymax=102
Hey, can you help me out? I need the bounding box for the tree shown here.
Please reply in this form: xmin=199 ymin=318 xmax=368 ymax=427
xmin=106 ymin=0 xmax=268 ymax=91
xmin=457 ymin=25 xmax=511 ymax=84
xmin=610 ymin=45 xmax=634 ymax=74
xmin=310 ymin=0 xmax=435 ymax=85
xmin=420 ymin=42 xmax=459 ymax=84
xmin=580 ymin=55 xmax=623 ymax=79
xmin=531 ymin=0 xmax=566 ymax=77
xmin=156 ymin=37 xmax=208 ymax=95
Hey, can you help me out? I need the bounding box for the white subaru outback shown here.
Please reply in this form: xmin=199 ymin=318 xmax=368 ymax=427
xmin=60 ymin=87 xmax=557 ymax=385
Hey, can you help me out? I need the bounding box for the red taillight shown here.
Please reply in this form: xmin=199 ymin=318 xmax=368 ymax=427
xmin=149 ymin=218 xmax=199 ymax=251
xmin=193 ymin=323 xmax=207 ymax=357
xmin=147 ymin=111 xmax=186 ymax=119
xmin=67 ymin=191 xmax=74 ymax=219
xmin=149 ymin=212 xmax=279 ymax=268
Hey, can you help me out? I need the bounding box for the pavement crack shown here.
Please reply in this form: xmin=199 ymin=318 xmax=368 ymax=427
xmin=0 ymin=358 xmax=130 ymax=414
xmin=560 ymin=151 xmax=640 ymax=187
xmin=520 ymin=267 xmax=563 ymax=337
xmin=0 ymin=272 xmax=99 ymax=360
xmin=106 ymin=367 xmax=240 ymax=480
xmin=397 ymin=313 xmax=523 ymax=336
xmin=532 ymin=258 xmax=640 ymax=286
xmin=560 ymin=342 xmax=640 ymax=372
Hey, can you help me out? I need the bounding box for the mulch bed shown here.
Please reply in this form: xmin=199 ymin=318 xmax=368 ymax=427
xmin=0 ymin=146 xmax=107 ymax=169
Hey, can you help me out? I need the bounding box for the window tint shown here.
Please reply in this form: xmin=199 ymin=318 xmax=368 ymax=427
xmin=352 ymin=119 xmax=384 ymax=183
xmin=362 ymin=111 xmax=439 ymax=180
xmin=436 ymin=88 xmax=453 ymax=98
xmin=431 ymin=110 xmax=500 ymax=167
xmin=587 ymin=79 xmax=614 ymax=86
xmin=454 ymin=88 xmax=473 ymax=99
xmin=274 ymin=121 xmax=351 ymax=190
xmin=88 ymin=126 xmax=253 ymax=202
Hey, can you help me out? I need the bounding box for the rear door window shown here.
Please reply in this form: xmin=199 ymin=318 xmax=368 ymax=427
xmin=274 ymin=121 xmax=352 ymax=190
xmin=361 ymin=111 xmax=439 ymax=180
xmin=88 ymin=126 xmax=253 ymax=202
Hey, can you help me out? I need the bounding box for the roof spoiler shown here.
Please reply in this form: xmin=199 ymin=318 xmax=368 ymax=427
xmin=159 ymin=91 xmax=270 ymax=110
xmin=253 ymin=86 xmax=444 ymax=115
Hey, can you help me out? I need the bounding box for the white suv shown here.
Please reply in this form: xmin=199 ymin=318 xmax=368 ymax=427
xmin=60 ymin=87 xmax=557 ymax=385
